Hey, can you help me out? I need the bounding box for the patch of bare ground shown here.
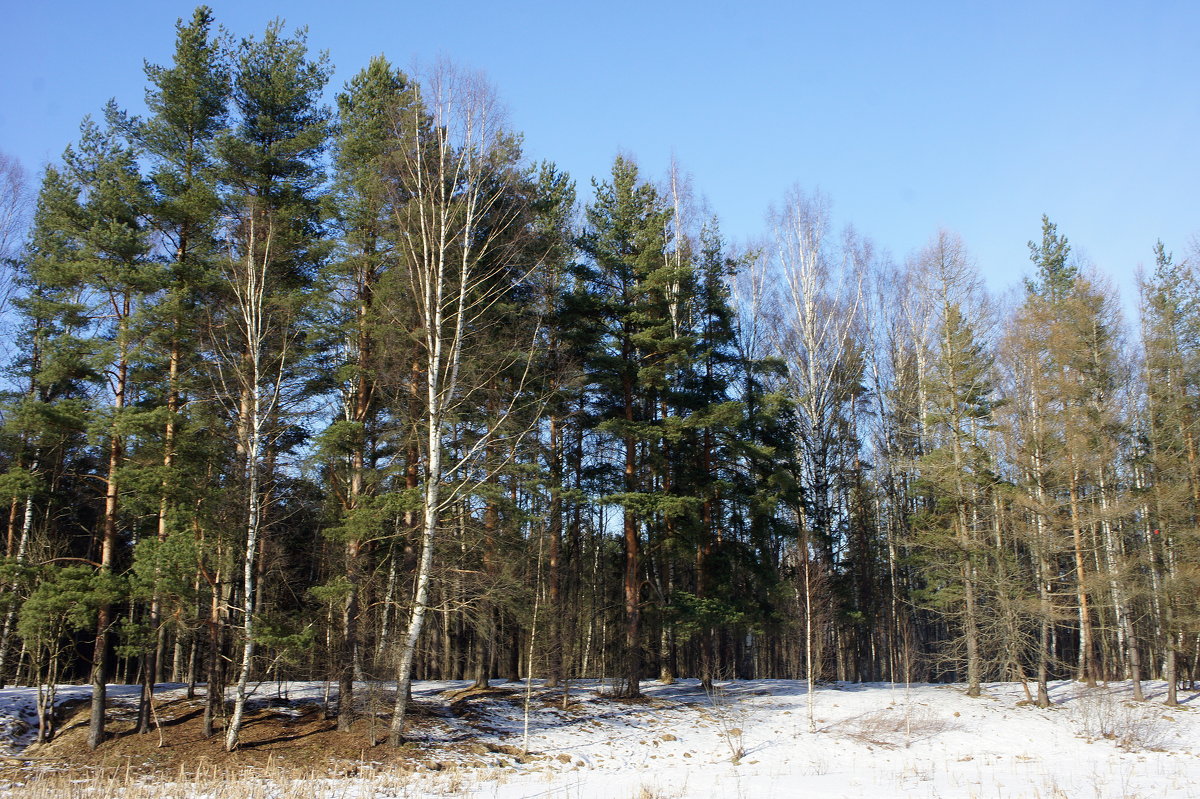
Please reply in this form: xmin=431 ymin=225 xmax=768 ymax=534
xmin=4 ymin=691 xmax=527 ymax=780
xmin=0 ymin=682 xmax=662 ymax=797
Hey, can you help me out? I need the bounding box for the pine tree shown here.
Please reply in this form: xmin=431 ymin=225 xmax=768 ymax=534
xmin=1025 ymin=215 xmax=1077 ymax=301
xmin=121 ymin=4 xmax=230 ymax=733
xmin=0 ymin=170 xmax=93 ymax=689
xmin=324 ymin=53 xmax=417 ymax=733
xmin=578 ymin=155 xmax=672 ymax=697
xmin=29 ymin=116 xmax=158 ymax=748
xmin=215 ymin=18 xmax=331 ymax=751
xmin=528 ymin=162 xmax=578 ymax=689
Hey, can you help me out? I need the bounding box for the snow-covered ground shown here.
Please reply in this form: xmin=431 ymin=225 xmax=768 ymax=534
xmin=0 ymin=683 xmax=147 ymax=755
xmin=2 ymin=678 xmax=1197 ymax=798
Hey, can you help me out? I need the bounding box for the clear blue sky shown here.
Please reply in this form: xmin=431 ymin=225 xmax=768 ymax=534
xmin=3 ymin=1 xmax=1197 ymax=306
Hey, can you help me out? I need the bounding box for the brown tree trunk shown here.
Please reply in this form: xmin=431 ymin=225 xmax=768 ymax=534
xmin=203 ymin=544 xmax=224 ymax=739
xmin=140 ymin=339 xmax=180 ymax=734
xmin=622 ymin=373 xmax=641 ymax=698
xmin=546 ymin=413 xmax=563 ymax=688
xmin=1067 ymin=471 xmax=1096 ymax=687
xmin=89 ymin=353 xmax=127 ymax=750
xmin=339 ymin=262 xmax=375 ymax=731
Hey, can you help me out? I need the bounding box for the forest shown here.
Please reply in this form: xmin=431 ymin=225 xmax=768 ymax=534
xmin=0 ymin=7 xmax=1196 ymax=755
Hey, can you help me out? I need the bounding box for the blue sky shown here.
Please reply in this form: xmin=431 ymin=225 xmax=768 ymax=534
xmin=3 ymin=1 xmax=1197 ymax=308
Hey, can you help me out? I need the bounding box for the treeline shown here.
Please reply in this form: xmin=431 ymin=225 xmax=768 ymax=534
xmin=0 ymin=7 xmax=1196 ymax=751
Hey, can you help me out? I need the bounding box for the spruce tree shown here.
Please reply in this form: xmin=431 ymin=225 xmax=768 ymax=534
xmin=659 ymin=219 xmax=748 ymax=684
xmin=911 ymin=300 xmax=997 ymax=696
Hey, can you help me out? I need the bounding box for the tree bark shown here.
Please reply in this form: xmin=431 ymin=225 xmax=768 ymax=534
xmin=89 ymin=351 xmax=127 ymax=750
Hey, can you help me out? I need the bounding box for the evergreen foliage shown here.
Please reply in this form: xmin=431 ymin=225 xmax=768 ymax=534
xmin=0 ymin=8 xmax=1194 ymax=751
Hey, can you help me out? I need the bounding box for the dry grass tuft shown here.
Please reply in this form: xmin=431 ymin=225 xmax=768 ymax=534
xmin=1067 ymin=686 xmax=1168 ymax=751
xmin=831 ymin=705 xmax=957 ymax=749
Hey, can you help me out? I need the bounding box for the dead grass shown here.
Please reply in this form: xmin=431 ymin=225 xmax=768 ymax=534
xmin=0 ymin=761 xmax=492 ymax=799
xmin=0 ymin=698 xmax=504 ymax=799
xmin=830 ymin=705 xmax=957 ymax=749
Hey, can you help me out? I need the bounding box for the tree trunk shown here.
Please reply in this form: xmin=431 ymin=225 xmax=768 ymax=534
xmin=89 ymin=352 xmax=127 ymax=750
xmin=0 ymin=467 xmax=37 ymax=687
xmin=545 ymin=413 xmax=563 ymax=688
xmin=1066 ymin=472 xmax=1096 ymax=687
xmin=388 ymin=432 xmax=440 ymax=745
xmin=622 ymin=363 xmax=641 ymax=697
xmin=224 ymin=412 xmax=262 ymax=751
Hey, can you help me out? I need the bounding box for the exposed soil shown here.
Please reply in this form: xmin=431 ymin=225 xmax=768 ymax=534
xmin=4 ymin=686 xmax=540 ymax=779
xmin=0 ymin=680 xmax=1195 ymax=798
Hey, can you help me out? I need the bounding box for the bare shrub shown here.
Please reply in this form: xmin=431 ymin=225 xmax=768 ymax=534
xmin=832 ymin=705 xmax=956 ymax=749
xmin=635 ymin=785 xmax=682 ymax=799
xmin=703 ymin=682 xmax=747 ymax=762
xmin=1068 ymin=686 xmax=1167 ymax=751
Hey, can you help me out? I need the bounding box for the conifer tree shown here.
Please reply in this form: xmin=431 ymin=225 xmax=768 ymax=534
xmin=662 ymin=218 xmax=750 ymax=684
xmin=907 ymin=233 xmax=997 ymax=695
xmin=120 ymin=4 xmax=230 ymax=733
xmin=323 ymin=54 xmax=414 ymax=733
xmin=0 ymin=166 xmax=92 ymax=689
xmin=578 ymin=156 xmax=672 ymax=697
xmin=215 ymin=18 xmax=331 ymax=751
xmin=528 ymin=162 xmax=577 ymax=689
xmin=1004 ymin=217 xmax=1129 ymax=698
xmin=29 ymin=116 xmax=158 ymax=748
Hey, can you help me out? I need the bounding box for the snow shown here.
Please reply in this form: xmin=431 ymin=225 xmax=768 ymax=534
xmin=0 ymin=684 xmax=147 ymax=755
xmin=2 ymin=678 xmax=1198 ymax=797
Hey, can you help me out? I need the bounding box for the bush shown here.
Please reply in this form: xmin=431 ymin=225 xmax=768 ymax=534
xmin=1068 ymin=686 xmax=1167 ymax=751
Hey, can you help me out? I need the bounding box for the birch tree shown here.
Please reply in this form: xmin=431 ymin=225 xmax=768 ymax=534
xmin=384 ymin=63 xmax=536 ymax=745
xmin=0 ymin=152 xmax=32 ymax=683
xmin=0 ymin=152 xmax=29 ymax=332
xmin=215 ymin=20 xmax=330 ymax=751
xmin=1139 ymin=243 xmax=1200 ymax=706
xmin=214 ymin=217 xmax=296 ymax=752
xmin=771 ymin=188 xmax=862 ymax=690
xmin=907 ymin=231 xmax=996 ymax=696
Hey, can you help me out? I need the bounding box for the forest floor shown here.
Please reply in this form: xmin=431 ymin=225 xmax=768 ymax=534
xmin=0 ymin=677 xmax=1196 ymax=797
